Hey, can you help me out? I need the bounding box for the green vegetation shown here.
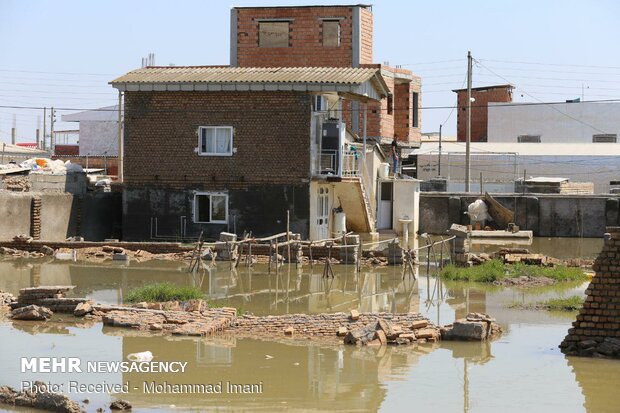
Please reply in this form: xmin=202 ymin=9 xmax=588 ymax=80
xmin=542 ymin=296 xmax=585 ymax=311
xmin=440 ymin=259 xmax=588 ymax=283
xmin=125 ymin=283 xmax=204 ymax=303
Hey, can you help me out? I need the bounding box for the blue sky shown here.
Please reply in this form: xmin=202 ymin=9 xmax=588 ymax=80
xmin=1 ymin=0 xmax=620 ymax=143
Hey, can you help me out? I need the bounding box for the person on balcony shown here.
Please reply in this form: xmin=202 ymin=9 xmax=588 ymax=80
xmin=389 ymin=137 xmax=399 ymax=177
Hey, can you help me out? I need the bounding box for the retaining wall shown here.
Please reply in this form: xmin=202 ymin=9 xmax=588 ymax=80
xmin=420 ymin=192 xmax=616 ymax=237
xmin=0 ymin=191 xmax=121 ymax=241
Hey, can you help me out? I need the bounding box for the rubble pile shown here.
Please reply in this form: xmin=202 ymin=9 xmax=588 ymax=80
xmin=0 ymin=291 xmax=16 ymax=308
xmin=560 ymin=227 xmax=620 ymax=358
xmin=100 ymin=306 xmax=237 ymax=336
xmin=11 ymin=304 xmax=53 ymax=321
xmin=0 ymin=381 xmax=84 ymax=413
xmin=2 ymin=175 xmax=31 ymax=192
xmin=344 ymin=318 xmax=438 ymax=346
xmin=0 ymin=246 xmax=44 ymax=259
xmin=12 ymin=286 xmax=93 ymax=314
xmin=235 ymin=311 xmax=437 ymax=344
xmin=441 ymin=313 xmax=502 ymax=341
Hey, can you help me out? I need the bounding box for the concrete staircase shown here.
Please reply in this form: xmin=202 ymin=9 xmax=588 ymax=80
xmin=341 ymin=177 xmax=376 ymax=233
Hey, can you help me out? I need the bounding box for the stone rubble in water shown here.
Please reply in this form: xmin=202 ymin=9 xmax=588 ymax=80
xmin=0 ymin=291 xmax=16 ymax=307
xmin=11 ymin=305 xmax=53 ymax=321
xmin=441 ymin=313 xmax=502 ymax=341
xmin=109 ymin=399 xmax=132 ymax=410
xmin=344 ymin=318 xmax=439 ymax=346
xmin=0 ymin=381 xmax=84 ymax=413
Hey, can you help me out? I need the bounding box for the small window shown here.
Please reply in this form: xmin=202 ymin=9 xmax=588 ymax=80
xmin=593 ymin=134 xmax=617 ymax=143
xmin=313 ymin=95 xmax=328 ymax=112
xmin=259 ymin=21 xmax=289 ymax=48
xmin=199 ymin=126 xmax=233 ymax=156
xmin=412 ymin=92 xmax=419 ymax=128
xmin=517 ymin=135 xmax=541 ymax=143
xmin=322 ymin=20 xmax=340 ymax=47
xmin=194 ymin=193 xmax=228 ymax=224
xmin=387 ymin=94 xmax=393 ymax=115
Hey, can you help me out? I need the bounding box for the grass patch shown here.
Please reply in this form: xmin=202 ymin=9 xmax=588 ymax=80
xmin=125 ymin=283 xmax=204 ymax=303
xmin=543 ymin=296 xmax=584 ymax=311
xmin=440 ymin=259 xmax=588 ymax=283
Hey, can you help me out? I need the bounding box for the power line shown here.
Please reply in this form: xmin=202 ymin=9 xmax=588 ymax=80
xmin=0 ymin=68 xmax=117 ymax=76
xmin=474 ymin=59 xmax=609 ymax=134
xmin=478 ymin=58 xmax=620 ymax=70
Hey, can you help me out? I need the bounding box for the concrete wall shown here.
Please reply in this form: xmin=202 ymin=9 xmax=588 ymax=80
xmin=419 ymin=192 xmax=616 ymax=237
xmin=0 ymin=192 xmax=31 ymax=239
xmin=79 ymin=120 xmax=118 ymax=156
xmin=0 ymin=191 xmax=121 ymax=241
xmin=123 ymin=185 xmax=310 ymax=242
xmin=488 ymin=101 xmax=620 ymax=143
xmin=392 ymin=179 xmax=419 ymax=249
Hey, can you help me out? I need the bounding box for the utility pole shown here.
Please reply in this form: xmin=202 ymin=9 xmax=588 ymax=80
xmin=11 ymin=127 xmax=16 ymax=145
xmin=438 ymin=124 xmax=442 ymax=177
xmin=465 ymin=51 xmax=473 ymax=192
xmin=50 ymin=107 xmax=56 ymax=154
xmin=42 ymin=107 xmax=47 ymax=150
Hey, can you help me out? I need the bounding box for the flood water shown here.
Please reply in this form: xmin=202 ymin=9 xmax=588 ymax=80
xmin=1 ymin=237 xmax=619 ymax=412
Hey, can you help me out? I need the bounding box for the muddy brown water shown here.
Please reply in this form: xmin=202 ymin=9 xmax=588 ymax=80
xmin=0 ymin=237 xmax=619 ymax=412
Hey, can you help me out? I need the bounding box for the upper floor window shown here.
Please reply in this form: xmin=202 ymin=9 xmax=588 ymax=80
xmin=199 ymin=126 xmax=233 ymax=156
xmin=517 ymin=134 xmax=541 ymax=143
xmin=322 ymin=20 xmax=341 ymax=47
xmin=259 ymin=21 xmax=290 ymax=48
xmin=593 ymin=134 xmax=617 ymax=143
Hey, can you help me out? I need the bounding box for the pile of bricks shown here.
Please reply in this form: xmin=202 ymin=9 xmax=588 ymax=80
xmin=100 ymin=306 xmax=238 ymax=337
xmin=13 ymin=286 xmax=92 ymax=313
xmin=233 ymin=311 xmax=439 ymax=344
xmin=560 ymin=226 xmax=620 ymax=358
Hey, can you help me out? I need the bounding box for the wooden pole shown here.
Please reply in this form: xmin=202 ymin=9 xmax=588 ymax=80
xmin=286 ymin=210 xmax=291 ymax=265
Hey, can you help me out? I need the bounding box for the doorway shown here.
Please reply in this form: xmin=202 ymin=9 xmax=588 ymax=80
xmin=316 ymin=186 xmax=331 ymax=239
xmin=378 ymin=181 xmax=393 ymax=230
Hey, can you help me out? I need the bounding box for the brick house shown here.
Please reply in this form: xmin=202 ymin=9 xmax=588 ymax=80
xmin=112 ymin=4 xmax=422 ymax=242
xmin=231 ymin=5 xmax=421 ymax=144
xmin=453 ymin=84 xmax=513 ymax=142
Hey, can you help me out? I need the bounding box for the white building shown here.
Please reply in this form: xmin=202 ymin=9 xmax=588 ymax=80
xmin=412 ymin=141 xmax=620 ymax=193
xmin=488 ymin=101 xmax=620 ymax=143
xmin=62 ymin=105 xmax=119 ymax=156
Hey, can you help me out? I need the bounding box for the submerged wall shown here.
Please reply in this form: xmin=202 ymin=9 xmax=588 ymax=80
xmin=420 ymin=192 xmax=617 ymax=237
xmin=122 ymin=184 xmax=310 ymax=242
xmin=0 ymin=191 xmax=121 ymax=241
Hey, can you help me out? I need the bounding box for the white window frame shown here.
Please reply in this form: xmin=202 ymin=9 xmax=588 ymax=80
xmin=193 ymin=192 xmax=229 ymax=224
xmin=198 ymin=126 xmax=233 ymax=156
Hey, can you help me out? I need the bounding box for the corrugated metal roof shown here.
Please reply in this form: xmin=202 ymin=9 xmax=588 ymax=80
xmin=110 ymin=66 xmax=382 ymax=85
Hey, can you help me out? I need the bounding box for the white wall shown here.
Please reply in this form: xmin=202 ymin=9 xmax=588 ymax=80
xmin=416 ymin=152 xmax=620 ymax=194
xmin=79 ymin=120 xmax=118 ymax=156
xmin=488 ymin=101 xmax=620 ymax=143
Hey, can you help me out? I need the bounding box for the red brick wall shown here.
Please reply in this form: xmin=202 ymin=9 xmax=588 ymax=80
xmin=360 ymin=7 xmax=373 ymax=64
xmin=54 ymin=145 xmax=79 ymax=156
xmin=123 ymin=91 xmax=311 ymax=189
xmin=234 ymin=6 xmax=372 ymax=67
xmin=343 ymin=65 xmax=420 ymax=143
xmin=456 ymin=86 xmax=512 ymax=142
